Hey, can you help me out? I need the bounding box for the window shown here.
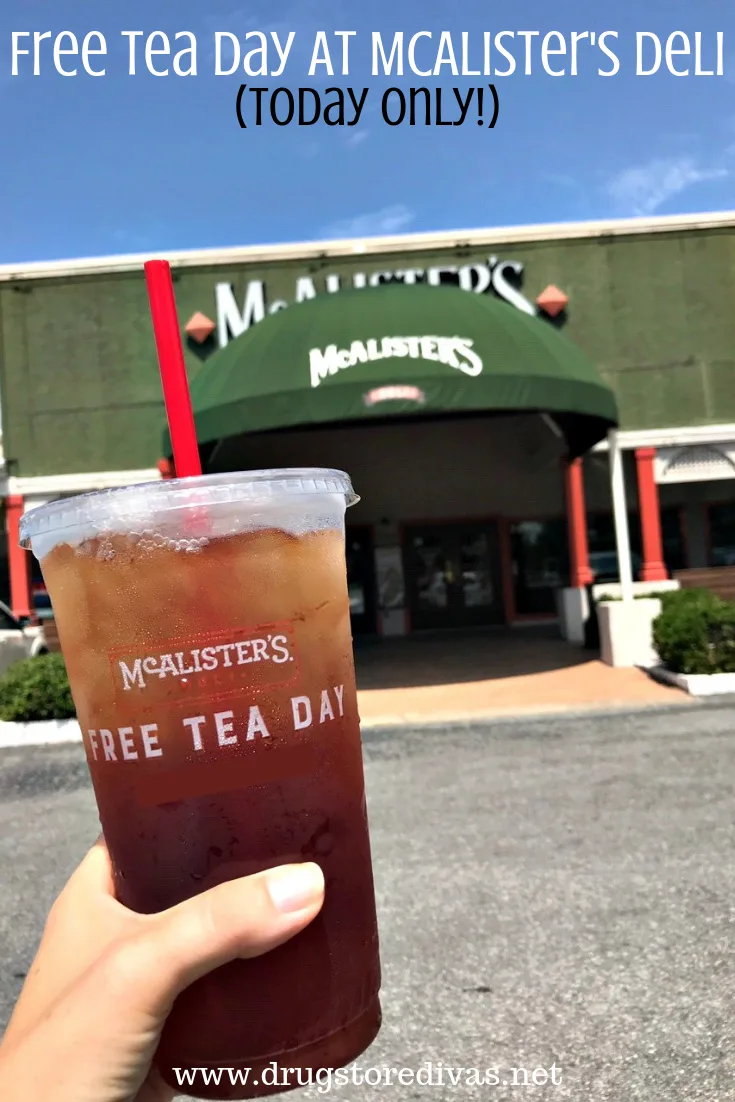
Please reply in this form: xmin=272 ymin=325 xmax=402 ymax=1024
xmin=586 ymin=508 xmax=686 ymax=579
xmin=708 ymin=503 xmax=735 ymax=567
xmin=661 ymin=507 xmax=687 ymax=573
xmin=510 ymin=518 xmax=568 ymax=615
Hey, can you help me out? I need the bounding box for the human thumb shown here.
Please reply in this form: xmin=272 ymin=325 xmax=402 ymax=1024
xmin=97 ymin=862 xmax=326 ymax=1019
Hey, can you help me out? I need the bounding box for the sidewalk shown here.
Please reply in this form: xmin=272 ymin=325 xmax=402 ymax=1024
xmin=0 ymin=630 xmax=690 ymax=751
xmin=354 ymin=628 xmax=689 ymax=728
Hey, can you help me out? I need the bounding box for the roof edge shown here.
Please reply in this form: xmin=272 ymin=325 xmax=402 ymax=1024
xmin=1 ymin=210 xmax=734 ymax=283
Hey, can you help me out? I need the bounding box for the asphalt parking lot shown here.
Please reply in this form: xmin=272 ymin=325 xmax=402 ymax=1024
xmin=2 ymin=703 xmax=735 ymax=1100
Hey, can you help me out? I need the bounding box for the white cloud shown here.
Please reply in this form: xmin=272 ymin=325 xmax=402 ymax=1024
xmin=542 ymin=172 xmax=580 ymax=192
xmin=322 ymin=204 xmax=415 ymax=239
xmin=345 ymin=130 xmax=370 ymax=149
xmin=299 ymin=139 xmax=321 ymax=160
xmin=200 ymin=0 xmax=345 ymax=67
xmin=111 ymin=227 xmax=164 ymax=251
xmin=605 ymin=157 xmax=728 ymax=216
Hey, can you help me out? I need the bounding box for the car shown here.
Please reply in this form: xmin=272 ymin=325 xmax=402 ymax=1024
xmin=589 ymin=550 xmax=643 ymax=582
xmin=31 ymin=581 xmax=54 ymax=621
xmin=0 ymin=600 xmax=48 ymax=676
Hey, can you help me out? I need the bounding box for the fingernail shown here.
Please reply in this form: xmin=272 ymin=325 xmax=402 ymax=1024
xmin=266 ymin=864 xmax=325 ymax=914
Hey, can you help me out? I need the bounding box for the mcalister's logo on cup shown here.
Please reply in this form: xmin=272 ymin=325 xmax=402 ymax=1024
xmin=109 ymin=623 xmax=298 ymax=707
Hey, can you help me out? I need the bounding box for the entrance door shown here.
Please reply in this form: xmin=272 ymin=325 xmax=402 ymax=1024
xmin=346 ymin=527 xmax=377 ymax=635
xmin=405 ymin=522 xmax=505 ymax=630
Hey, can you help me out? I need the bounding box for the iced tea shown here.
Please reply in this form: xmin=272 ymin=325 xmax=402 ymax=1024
xmin=21 ymin=471 xmax=381 ymax=1100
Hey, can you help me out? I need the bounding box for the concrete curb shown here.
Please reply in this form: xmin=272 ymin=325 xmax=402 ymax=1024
xmin=0 ymin=693 xmax=716 ymax=751
xmin=651 ymin=665 xmax=735 ymax=697
xmin=0 ymin=718 xmax=82 ymax=749
xmin=358 ymin=692 xmax=700 ymax=731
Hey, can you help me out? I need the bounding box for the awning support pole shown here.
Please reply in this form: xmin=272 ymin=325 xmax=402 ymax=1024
xmin=563 ymin=458 xmax=594 ymax=588
xmin=635 ymin=448 xmax=668 ymax=582
xmin=5 ymin=495 xmax=33 ymax=619
xmin=608 ymin=429 xmax=634 ymax=602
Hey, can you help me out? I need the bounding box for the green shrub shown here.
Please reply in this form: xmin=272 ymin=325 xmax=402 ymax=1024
xmin=653 ymin=588 xmax=735 ymax=675
xmin=0 ymin=653 xmax=76 ymax=722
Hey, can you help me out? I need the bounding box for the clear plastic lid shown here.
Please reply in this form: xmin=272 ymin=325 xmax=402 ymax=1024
xmin=20 ymin=468 xmax=359 ymax=558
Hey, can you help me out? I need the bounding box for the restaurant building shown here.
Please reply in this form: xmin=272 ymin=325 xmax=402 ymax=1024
xmin=1 ymin=209 xmax=735 ymax=637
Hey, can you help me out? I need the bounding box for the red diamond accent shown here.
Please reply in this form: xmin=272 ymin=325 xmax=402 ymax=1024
xmin=185 ymin=311 xmax=216 ymax=343
xmin=536 ymin=284 xmax=569 ymax=318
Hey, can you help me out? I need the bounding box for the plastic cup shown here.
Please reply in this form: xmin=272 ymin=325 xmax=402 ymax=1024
xmin=20 ymin=468 xmax=381 ymax=1100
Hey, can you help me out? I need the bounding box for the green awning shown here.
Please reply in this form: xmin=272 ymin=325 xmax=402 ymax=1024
xmin=168 ymin=283 xmax=618 ymax=459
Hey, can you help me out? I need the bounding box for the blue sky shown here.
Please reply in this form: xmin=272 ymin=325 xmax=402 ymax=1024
xmin=0 ymin=0 xmax=733 ymax=263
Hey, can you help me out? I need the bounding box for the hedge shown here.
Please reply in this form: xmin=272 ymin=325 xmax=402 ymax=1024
xmin=0 ymin=653 xmax=76 ymax=722
xmin=653 ymin=588 xmax=735 ymax=676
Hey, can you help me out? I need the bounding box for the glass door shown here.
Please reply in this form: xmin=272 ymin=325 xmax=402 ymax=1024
xmin=405 ymin=523 xmax=504 ymax=630
xmin=346 ymin=527 xmax=377 ymax=635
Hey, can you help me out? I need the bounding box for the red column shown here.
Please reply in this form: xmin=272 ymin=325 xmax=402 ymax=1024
xmin=5 ymin=495 xmax=33 ymax=618
xmin=635 ymin=447 xmax=667 ymax=582
xmin=563 ymin=458 xmax=594 ymax=588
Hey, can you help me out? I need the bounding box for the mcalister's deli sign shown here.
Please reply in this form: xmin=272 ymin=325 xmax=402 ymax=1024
xmin=184 ymin=257 xmax=570 ymax=350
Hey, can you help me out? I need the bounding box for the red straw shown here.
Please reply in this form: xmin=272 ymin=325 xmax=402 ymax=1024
xmin=144 ymin=259 xmax=202 ymax=478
